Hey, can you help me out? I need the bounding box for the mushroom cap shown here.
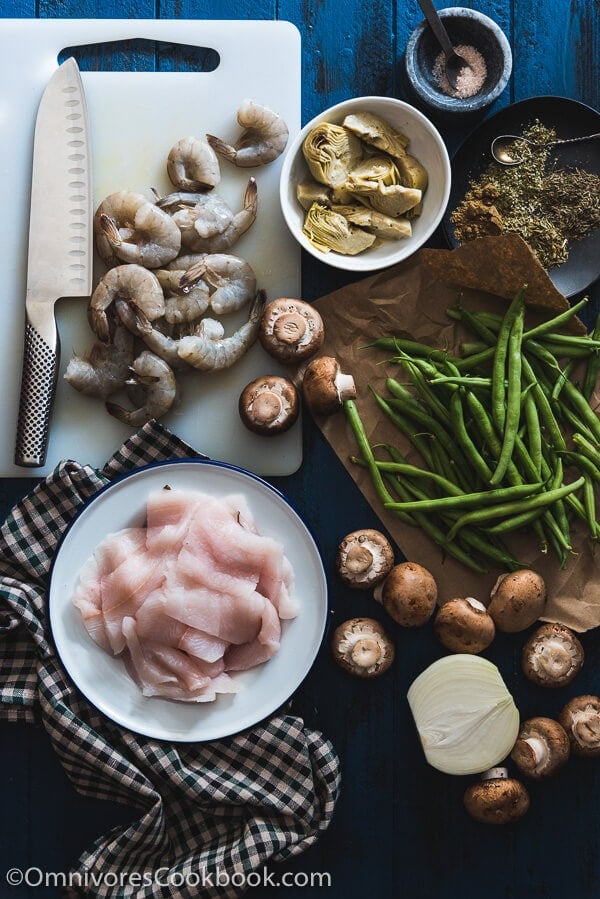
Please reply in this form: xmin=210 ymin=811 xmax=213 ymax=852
xmin=331 ymin=617 xmax=395 ymax=678
xmin=336 ymin=528 xmax=395 ymax=589
xmin=434 ymin=597 xmax=496 ymax=654
xmin=376 ymin=561 xmax=437 ymax=627
xmin=559 ymin=695 xmax=600 ymax=758
xmin=302 ymin=355 xmax=357 ymax=415
xmin=259 ymin=298 xmax=325 ymax=363
xmin=522 ymin=622 xmax=584 ymax=688
xmin=488 ymin=569 xmax=546 ymax=633
xmin=510 ymin=716 xmax=570 ymax=778
xmin=463 ymin=769 xmax=530 ymax=825
xmin=238 ymin=375 xmax=299 ymax=435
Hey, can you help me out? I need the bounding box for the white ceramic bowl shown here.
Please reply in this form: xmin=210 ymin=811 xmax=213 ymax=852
xmin=279 ymin=96 xmax=451 ymax=273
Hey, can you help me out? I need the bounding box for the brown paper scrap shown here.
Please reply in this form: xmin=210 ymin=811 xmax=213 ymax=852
xmin=310 ymin=234 xmax=599 ymax=632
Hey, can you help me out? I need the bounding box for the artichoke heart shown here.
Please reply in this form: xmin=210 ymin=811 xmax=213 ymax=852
xmin=348 ymin=181 xmax=422 ymax=218
xmin=296 ymin=180 xmax=332 ymax=210
xmin=332 ymin=205 xmax=412 ymax=240
xmin=395 ymin=151 xmax=429 ymax=193
xmin=345 ymin=155 xmax=400 ymax=192
xmin=343 ymin=111 xmax=410 ymax=159
xmin=302 ymin=202 xmax=376 ymax=255
xmin=302 ymin=123 xmax=363 ymax=188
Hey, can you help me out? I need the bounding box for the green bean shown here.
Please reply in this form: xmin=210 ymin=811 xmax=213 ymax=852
xmin=521 ymin=355 xmax=567 ymax=452
xmin=521 ymin=296 xmax=589 ymax=341
xmin=383 ymin=388 xmax=471 ymax=482
xmin=395 ymin=354 xmax=453 ymax=425
xmin=449 ymin=390 xmax=494 ymax=485
xmin=551 ymin=359 xmax=576 ymax=401
xmin=573 ymin=432 xmax=600 ymax=468
xmin=583 ymin=313 xmax=600 ymax=400
xmin=492 ymin=290 xmax=525 ymax=431
xmin=524 ymin=389 xmax=543 ymax=477
xmin=446 ymin=477 xmax=585 ymax=540
xmin=490 ymin=300 xmax=525 ymax=485
xmin=559 ymin=450 xmax=600 ymax=485
xmin=370 ymin=390 xmax=436 ymax=469
xmin=379 ymin=460 xmax=488 ymax=572
xmin=365 ymin=336 xmax=461 ymax=364
xmin=429 ymin=376 xmax=493 ymax=388
xmin=383 ymin=481 xmax=542 ymax=514
xmin=582 ymin=476 xmax=599 ymax=540
xmin=355 ymin=458 xmax=465 ymax=496
xmin=446 ymin=305 xmax=499 ymax=344
xmin=344 ymin=399 xmax=394 ymax=505
xmin=465 ymin=391 xmax=524 ymax=487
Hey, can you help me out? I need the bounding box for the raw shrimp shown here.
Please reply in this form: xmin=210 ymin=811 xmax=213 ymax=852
xmin=154 ymin=269 xmax=210 ymax=324
xmin=167 ymin=136 xmax=221 ymax=192
xmin=179 ymin=253 xmax=257 ymax=315
xmin=106 ymin=351 xmax=178 ymax=426
xmin=177 ymin=290 xmax=266 ymax=371
xmin=172 ymin=178 xmax=258 ymax=253
xmin=64 ymin=319 xmax=135 ymax=399
xmin=88 ymin=264 xmax=165 ymax=342
xmin=115 ymin=299 xmax=190 ymax=371
xmin=94 ymin=191 xmax=181 ymax=269
xmin=207 ymin=100 xmax=289 ymax=167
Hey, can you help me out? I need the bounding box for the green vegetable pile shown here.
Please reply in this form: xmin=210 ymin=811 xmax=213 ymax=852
xmin=345 ymin=289 xmax=600 ymax=573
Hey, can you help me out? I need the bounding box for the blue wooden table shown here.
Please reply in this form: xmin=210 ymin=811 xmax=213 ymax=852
xmin=1 ymin=2 xmax=599 ymax=897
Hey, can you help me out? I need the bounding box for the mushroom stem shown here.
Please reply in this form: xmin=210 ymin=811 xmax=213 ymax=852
xmin=515 ymin=736 xmax=549 ymax=770
xmin=351 ymin=637 xmax=384 ymax=669
xmin=273 ymin=311 xmax=308 ymax=344
xmin=345 ymin=543 xmax=375 ymax=575
xmin=335 ymin=371 xmax=358 ymax=401
xmin=531 ymin=636 xmax=580 ymax=680
xmin=481 ymin=767 xmax=509 ymax=781
xmin=571 ymin=706 xmax=600 ymax=748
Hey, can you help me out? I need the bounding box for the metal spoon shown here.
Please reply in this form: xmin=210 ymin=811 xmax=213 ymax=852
xmin=491 ymin=131 xmax=600 ymax=166
xmin=417 ymin=0 xmax=472 ymax=91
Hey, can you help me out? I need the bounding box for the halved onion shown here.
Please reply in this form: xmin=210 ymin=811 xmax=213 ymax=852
xmin=407 ymin=654 xmax=520 ymax=776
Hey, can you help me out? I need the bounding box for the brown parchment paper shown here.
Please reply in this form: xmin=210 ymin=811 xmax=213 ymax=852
xmin=310 ymin=234 xmax=600 ymax=632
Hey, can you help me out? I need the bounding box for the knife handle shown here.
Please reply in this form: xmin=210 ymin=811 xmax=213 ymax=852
xmin=14 ymin=319 xmax=59 ymax=468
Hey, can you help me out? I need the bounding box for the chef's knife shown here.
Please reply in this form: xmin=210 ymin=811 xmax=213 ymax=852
xmin=15 ymin=57 xmax=93 ymax=467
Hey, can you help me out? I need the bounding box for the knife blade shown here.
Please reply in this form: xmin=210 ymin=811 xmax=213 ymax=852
xmin=14 ymin=57 xmax=93 ymax=467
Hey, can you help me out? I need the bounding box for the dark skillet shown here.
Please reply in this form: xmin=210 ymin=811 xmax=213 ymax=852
xmin=442 ymin=96 xmax=600 ymax=298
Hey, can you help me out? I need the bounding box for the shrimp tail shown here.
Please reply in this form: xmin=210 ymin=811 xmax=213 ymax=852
xmin=206 ymin=134 xmax=238 ymax=163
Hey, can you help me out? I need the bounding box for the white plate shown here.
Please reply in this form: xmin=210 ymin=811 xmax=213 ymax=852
xmin=49 ymin=459 xmax=329 ymax=742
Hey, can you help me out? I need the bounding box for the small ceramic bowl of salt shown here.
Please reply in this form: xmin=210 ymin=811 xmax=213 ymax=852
xmin=403 ymin=7 xmax=512 ymax=115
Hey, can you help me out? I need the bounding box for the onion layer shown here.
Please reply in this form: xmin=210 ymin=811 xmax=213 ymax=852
xmin=407 ymin=654 xmax=520 ymax=775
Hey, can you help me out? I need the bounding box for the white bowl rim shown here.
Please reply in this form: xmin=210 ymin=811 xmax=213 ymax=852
xmin=279 ymin=95 xmax=452 ymax=273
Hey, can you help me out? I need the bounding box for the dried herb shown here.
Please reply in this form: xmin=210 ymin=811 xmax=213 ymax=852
xmin=451 ymin=121 xmax=600 ymax=268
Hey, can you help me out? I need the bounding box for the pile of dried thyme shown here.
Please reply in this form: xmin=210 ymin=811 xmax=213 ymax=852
xmin=451 ymin=121 xmax=600 ymax=268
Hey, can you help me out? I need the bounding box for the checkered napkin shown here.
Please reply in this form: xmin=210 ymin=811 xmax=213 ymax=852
xmin=0 ymin=423 xmax=340 ymax=898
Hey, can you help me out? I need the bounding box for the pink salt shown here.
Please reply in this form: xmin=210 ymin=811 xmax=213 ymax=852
xmin=432 ymin=44 xmax=488 ymax=99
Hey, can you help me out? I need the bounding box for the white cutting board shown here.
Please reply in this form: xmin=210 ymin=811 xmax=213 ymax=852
xmin=0 ymin=19 xmax=302 ymax=477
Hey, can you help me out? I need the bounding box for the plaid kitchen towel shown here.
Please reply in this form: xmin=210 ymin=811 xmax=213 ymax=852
xmin=0 ymin=422 xmax=340 ymax=898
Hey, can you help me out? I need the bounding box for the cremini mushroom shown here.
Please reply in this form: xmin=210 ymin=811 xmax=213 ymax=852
xmin=301 ymin=355 xmax=356 ymax=415
xmin=374 ymin=561 xmax=437 ymax=627
xmin=238 ymin=375 xmax=299 ymax=435
xmin=510 ymin=717 xmax=570 ymax=778
xmin=434 ymin=597 xmax=496 ymax=654
xmin=488 ymin=569 xmax=547 ymax=633
xmin=336 ymin=529 xmax=395 ymax=590
xmin=463 ymin=768 xmax=530 ymax=825
xmin=331 ymin=617 xmax=394 ymax=678
xmin=258 ymin=298 xmax=325 ymax=364
xmin=559 ymin=695 xmax=600 ymax=757
xmin=522 ymin=622 xmax=584 ymax=688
